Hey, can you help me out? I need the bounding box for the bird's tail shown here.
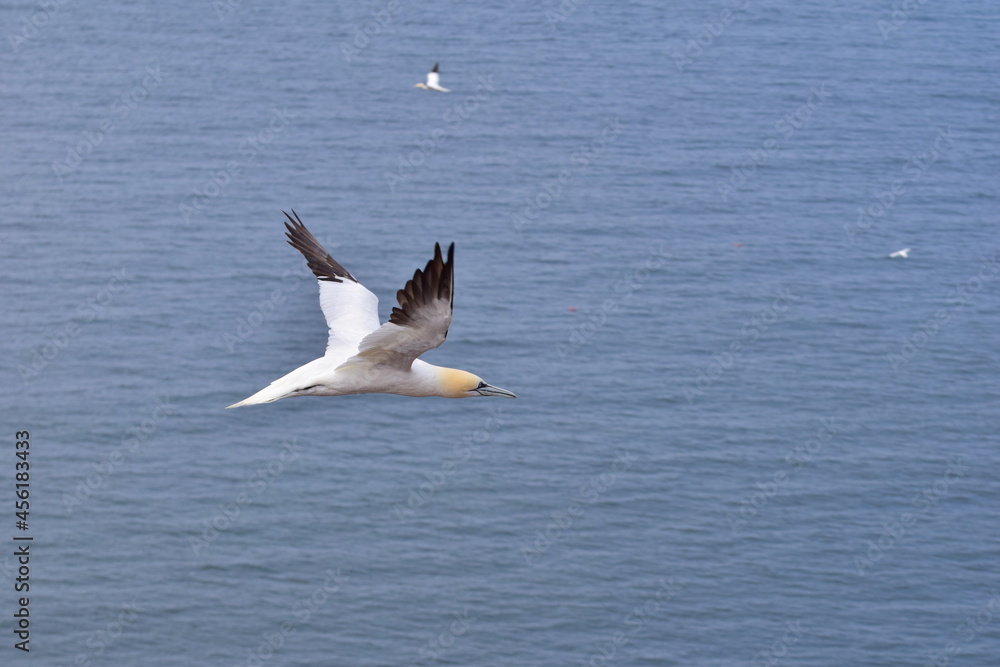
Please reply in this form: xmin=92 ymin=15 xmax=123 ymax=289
xmin=226 ymin=382 xmax=290 ymax=409
xmin=227 ymin=358 xmax=330 ymax=409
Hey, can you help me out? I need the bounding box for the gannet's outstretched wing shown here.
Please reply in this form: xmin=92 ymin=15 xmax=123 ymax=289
xmin=283 ymin=210 xmax=380 ymax=360
xmin=338 ymin=242 xmax=454 ymax=371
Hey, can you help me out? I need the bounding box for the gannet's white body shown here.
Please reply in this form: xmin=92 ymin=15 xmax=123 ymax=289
xmin=414 ymin=63 xmax=450 ymax=92
xmin=889 ymin=248 xmax=911 ymax=258
xmin=227 ymin=211 xmax=515 ymax=407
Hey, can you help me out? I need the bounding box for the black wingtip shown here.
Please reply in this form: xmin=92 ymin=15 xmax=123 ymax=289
xmin=386 ymin=241 xmax=456 ymax=328
xmin=281 ymin=209 xmax=357 ymax=283
xmin=281 ymin=209 xmax=303 ymax=234
xmin=445 ymin=243 xmax=454 ymax=307
xmin=431 ymin=63 xmax=439 ymax=72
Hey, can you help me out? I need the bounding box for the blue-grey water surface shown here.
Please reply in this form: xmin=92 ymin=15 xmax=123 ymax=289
xmin=1 ymin=1 xmax=999 ymax=665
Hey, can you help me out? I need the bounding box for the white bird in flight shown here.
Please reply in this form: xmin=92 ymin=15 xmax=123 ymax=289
xmin=414 ymin=63 xmax=450 ymax=92
xmin=889 ymin=248 xmax=912 ymax=258
xmin=227 ymin=211 xmax=515 ymax=407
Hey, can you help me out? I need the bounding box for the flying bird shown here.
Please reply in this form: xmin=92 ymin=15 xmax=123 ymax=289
xmin=414 ymin=63 xmax=450 ymax=92
xmin=889 ymin=248 xmax=911 ymax=258
xmin=227 ymin=211 xmax=515 ymax=407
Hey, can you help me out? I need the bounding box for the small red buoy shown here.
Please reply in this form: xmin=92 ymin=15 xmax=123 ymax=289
xmin=733 ymin=243 xmax=743 ymax=248
xmin=567 ymin=306 xmax=577 ymax=312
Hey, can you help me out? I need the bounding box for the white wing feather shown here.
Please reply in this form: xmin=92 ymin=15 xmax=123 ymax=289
xmin=316 ymin=279 xmax=380 ymax=360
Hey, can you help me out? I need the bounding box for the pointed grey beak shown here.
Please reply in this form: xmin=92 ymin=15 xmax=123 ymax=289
xmin=476 ymin=384 xmax=517 ymax=398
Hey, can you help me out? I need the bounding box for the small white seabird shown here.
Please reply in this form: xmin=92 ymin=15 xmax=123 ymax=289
xmin=889 ymin=248 xmax=912 ymax=258
xmin=414 ymin=63 xmax=450 ymax=92
xmin=227 ymin=211 xmax=515 ymax=407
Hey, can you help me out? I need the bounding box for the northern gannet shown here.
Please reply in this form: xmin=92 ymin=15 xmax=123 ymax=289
xmin=227 ymin=211 xmax=515 ymax=407
xmin=414 ymin=63 xmax=450 ymax=92
xmin=889 ymin=248 xmax=911 ymax=258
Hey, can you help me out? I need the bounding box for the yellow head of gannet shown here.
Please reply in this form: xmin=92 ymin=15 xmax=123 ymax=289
xmin=226 ymin=211 xmax=515 ymax=407
xmin=437 ymin=368 xmax=518 ymax=399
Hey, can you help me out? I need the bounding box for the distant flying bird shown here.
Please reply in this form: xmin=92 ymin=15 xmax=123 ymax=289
xmin=414 ymin=63 xmax=450 ymax=92
xmin=227 ymin=211 xmax=515 ymax=407
xmin=889 ymin=248 xmax=912 ymax=258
